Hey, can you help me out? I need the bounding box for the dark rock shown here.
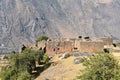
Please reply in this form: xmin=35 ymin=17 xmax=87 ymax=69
xmin=84 ymin=36 xmax=90 ymax=40
xmin=103 ymin=48 xmax=110 ymax=53
xmin=113 ymin=43 xmax=117 ymax=47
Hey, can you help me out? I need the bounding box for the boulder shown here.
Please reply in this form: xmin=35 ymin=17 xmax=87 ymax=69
xmin=72 ymin=52 xmax=93 ymax=57
xmin=59 ymin=53 xmax=70 ymax=59
xmin=74 ymin=57 xmax=83 ymax=64
xmin=79 ymin=52 xmax=93 ymax=56
xmin=72 ymin=52 xmax=81 ymax=57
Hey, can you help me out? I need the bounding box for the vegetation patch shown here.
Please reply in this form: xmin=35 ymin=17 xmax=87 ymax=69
xmin=0 ymin=48 xmax=50 ymax=80
xmin=78 ymin=52 xmax=120 ymax=80
xmin=36 ymin=35 xmax=49 ymax=43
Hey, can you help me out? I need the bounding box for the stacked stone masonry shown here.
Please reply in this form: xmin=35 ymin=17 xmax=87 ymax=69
xmin=22 ymin=37 xmax=113 ymax=55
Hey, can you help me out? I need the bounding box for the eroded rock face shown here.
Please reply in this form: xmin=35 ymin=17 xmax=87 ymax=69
xmin=0 ymin=0 xmax=120 ymax=53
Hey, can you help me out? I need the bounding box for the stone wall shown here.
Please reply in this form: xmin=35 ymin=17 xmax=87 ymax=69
xmin=35 ymin=37 xmax=111 ymax=54
xmin=100 ymin=38 xmax=113 ymax=45
xmin=76 ymin=41 xmax=104 ymax=53
xmin=46 ymin=41 xmax=73 ymax=55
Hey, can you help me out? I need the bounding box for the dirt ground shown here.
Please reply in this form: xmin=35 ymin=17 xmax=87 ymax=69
xmin=35 ymin=55 xmax=84 ymax=80
xmin=35 ymin=47 xmax=120 ymax=80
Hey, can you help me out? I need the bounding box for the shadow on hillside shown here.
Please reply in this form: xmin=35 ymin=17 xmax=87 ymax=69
xmin=33 ymin=62 xmax=53 ymax=78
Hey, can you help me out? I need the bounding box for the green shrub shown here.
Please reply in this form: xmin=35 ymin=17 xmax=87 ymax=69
xmin=29 ymin=57 xmax=36 ymax=70
xmin=36 ymin=35 xmax=48 ymax=43
xmin=17 ymin=71 xmax=32 ymax=80
xmin=0 ymin=66 xmax=17 ymax=80
xmin=36 ymin=50 xmax=44 ymax=65
xmin=0 ymin=48 xmax=50 ymax=80
xmin=37 ymin=55 xmax=41 ymax=65
xmin=43 ymin=54 xmax=49 ymax=64
xmin=78 ymin=53 xmax=120 ymax=80
xmin=27 ymin=64 xmax=32 ymax=74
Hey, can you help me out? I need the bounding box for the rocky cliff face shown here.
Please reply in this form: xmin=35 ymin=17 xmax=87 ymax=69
xmin=0 ymin=0 xmax=120 ymax=53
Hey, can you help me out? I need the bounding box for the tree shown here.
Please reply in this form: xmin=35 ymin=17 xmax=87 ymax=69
xmin=0 ymin=48 xmax=50 ymax=80
xmin=0 ymin=48 xmax=34 ymax=80
xmin=78 ymin=53 xmax=120 ymax=80
xmin=17 ymin=71 xmax=32 ymax=80
xmin=37 ymin=50 xmax=44 ymax=65
xmin=0 ymin=66 xmax=17 ymax=80
xmin=36 ymin=35 xmax=48 ymax=43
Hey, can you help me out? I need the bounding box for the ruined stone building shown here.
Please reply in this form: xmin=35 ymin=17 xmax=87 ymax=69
xmin=100 ymin=38 xmax=113 ymax=45
xmin=36 ymin=38 xmax=74 ymax=55
xmin=35 ymin=37 xmax=113 ymax=55
xmin=20 ymin=37 xmax=113 ymax=55
xmin=75 ymin=39 xmax=104 ymax=53
xmin=46 ymin=39 xmax=74 ymax=55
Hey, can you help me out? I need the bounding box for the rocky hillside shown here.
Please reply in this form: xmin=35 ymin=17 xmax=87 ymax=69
xmin=0 ymin=0 xmax=120 ymax=53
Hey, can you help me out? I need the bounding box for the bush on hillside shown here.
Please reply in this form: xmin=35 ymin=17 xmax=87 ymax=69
xmin=0 ymin=48 xmax=50 ymax=80
xmin=36 ymin=35 xmax=48 ymax=43
xmin=43 ymin=54 xmax=49 ymax=64
xmin=78 ymin=53 xmax=120 ymax=80
xmin=17 ymin=71 xmax=32 ymax=80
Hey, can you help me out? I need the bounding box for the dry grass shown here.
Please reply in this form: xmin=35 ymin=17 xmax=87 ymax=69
xmin=35 ymin=47 xmax=120 ymax=80
xmin=0 ymin=60 xmax=9 ymax=67
xmin=35 ymin=55 xmax=84 ymax=80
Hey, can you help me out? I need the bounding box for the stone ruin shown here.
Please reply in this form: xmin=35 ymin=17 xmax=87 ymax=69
xmin=19 ymin=37 xmax=113 ymax=55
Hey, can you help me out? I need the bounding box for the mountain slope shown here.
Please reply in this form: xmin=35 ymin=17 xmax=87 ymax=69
xmin=0 ymin=0 xmax=120 ymax=53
